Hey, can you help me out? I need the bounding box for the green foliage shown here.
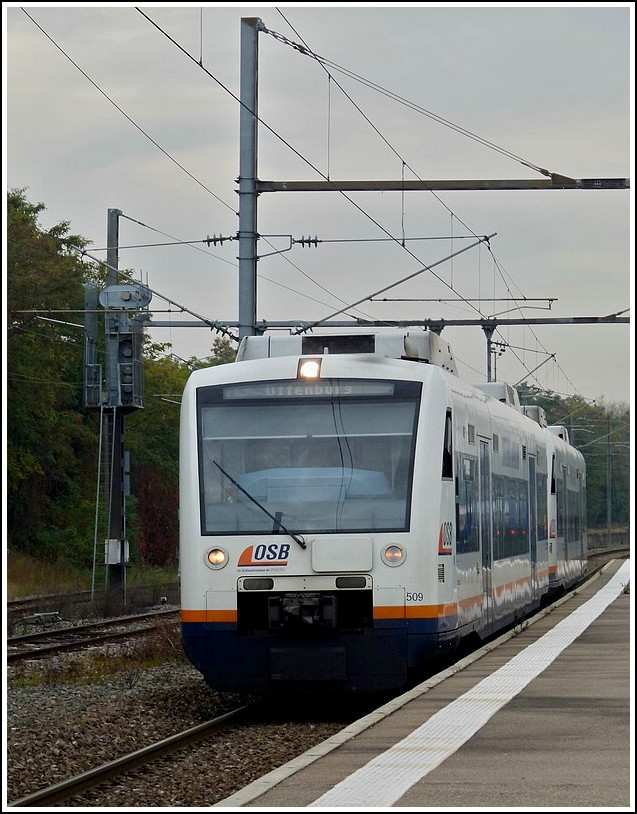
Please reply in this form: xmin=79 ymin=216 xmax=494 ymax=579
xmin=7 ymin=189 xmax=99 ymax=566
xmin=124 ymin=335 xmax=237 ymax=566
xmin=6 ymin=189 xmax=240 ymax=571
xmin=518 ymin=384 xmax=630 ymax=528
xmin=206 ymin=335 xmax=237 ymax=366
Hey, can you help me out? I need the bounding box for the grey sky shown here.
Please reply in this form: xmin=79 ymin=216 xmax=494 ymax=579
xmin=4 ymin=3 xmax=633 ymax=405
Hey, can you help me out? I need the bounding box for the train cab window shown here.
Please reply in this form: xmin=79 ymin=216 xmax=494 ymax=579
xmin=197 ymin=378 xmax=420 ymax=535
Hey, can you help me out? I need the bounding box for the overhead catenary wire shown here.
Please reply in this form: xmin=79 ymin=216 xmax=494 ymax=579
xmin=291 ymin=233 xmax=495 ymax=334
xmin=273 ymin=10 xmax=626 ymax=397
xmin=75 ymin=239 xmax=376 ymax=344
xmin=22 ymin=6 xmax=571 ymax=390
xmin=101 ymin=214 xmax=487 ymax=323
xmin=263 ymin=20 xmax=565 ymax=392
xmin=269 ymin=11 xmax=579 ymax=390
xmin=136 ymin=8 xmax=491 ymax=323
xmin=20 ymin=8 xmax=382 ymax=330
xmin=72 ymin=246 xmax=239 ymax=341
xmin=116 ymin=214 xmax=381 ymax=322
xmin=267 ymin=22 xmax=553 ymax=178
xmin=21 ymin=8 xmax=236 ymax=216
xmin=270 ymin=11 xmax=490 ymax=302
xmin=21 ymin=8 xmax=621 ymax=397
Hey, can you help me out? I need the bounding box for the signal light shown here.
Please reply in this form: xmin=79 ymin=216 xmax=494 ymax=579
xmin=117 ymin=333 xmax=140 ymax=406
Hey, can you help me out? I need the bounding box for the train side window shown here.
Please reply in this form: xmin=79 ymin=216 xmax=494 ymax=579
xmin=442 ymin=409 xmax=453 ymax=479
xmin=456 ymin=453 xmax=478 ymax=554
xmin=536 ymin=472 xmax=548 ymax=541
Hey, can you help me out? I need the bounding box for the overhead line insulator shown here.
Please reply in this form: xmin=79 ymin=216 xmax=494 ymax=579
xmin=206 ymin=234 xmax=233 ymax=246
xmin=295 ymin=235 xmax=320 ymax=248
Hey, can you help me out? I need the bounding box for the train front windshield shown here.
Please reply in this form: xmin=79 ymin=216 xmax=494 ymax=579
xmin=197 ymin=378 xmax=420 ymax=535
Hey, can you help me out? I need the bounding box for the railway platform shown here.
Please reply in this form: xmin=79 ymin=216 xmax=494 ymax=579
xmin=215 ymin=557 xmax=632 ymax=810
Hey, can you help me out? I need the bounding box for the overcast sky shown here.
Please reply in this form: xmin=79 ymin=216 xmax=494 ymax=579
xmin=4 ymin=3 xmax=634 ymax=406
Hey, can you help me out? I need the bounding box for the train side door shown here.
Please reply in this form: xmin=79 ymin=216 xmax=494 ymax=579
xmin=479 ymin=439 xmax=493 ymax=627
xmin=528 ymin=456 xmax=538 ymax=597
xmin=562 ymin=466 xmax=569 ymax=564
xmin=579 ymin=473 xmax=587 ymax=569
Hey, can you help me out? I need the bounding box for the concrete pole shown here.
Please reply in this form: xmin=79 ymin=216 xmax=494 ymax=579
xmin=483 ymin=326 xmax=495 ymax=382
xmin=237 ymin=18 xmax=261 ymax=339
xmin=105 ymin=208 xmax=126 ymax=603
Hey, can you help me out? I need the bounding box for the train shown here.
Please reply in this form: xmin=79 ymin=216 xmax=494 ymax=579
xmin=179 ymin=330 xmax=587 ymax=694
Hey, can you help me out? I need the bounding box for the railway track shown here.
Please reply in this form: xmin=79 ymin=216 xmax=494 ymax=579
xmin=8 ymin=703 xmax=254 ymax=807
xmin=6 ymin=581 xmax=179 ymax=630
xmin=7 ymin=685 xmax=384 ymax=809
xmin=6 ymin=608 xmax=179 ymax=663
xmin=7 ymin=589 xmax=95 ymax=615
xmin=585 ymin=546 xmax=630 ymax=576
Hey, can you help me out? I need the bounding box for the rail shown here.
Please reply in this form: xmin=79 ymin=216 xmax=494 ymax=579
xmin=7 ymin=608 xmax=179 ymax=662
xmin=8 ymin=703 xmax=253 ymax=807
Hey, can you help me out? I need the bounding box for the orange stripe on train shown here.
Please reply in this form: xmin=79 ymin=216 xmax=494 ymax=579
xmin=181 ymin=609 xmax=237 ymax=623
xmin=374 ymin=603 xmax=468 ymax=620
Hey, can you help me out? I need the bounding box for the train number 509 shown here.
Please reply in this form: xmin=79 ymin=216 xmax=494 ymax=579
xmin=406 ymin=592 xmax=424 ymax=602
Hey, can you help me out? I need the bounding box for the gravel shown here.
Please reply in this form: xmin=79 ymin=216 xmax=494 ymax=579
xmin=6 ymin=649 xmax=347 ymax=807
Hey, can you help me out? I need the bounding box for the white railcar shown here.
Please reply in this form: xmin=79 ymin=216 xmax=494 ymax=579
xmin=179 ymin=331 xmax=586 ymax=694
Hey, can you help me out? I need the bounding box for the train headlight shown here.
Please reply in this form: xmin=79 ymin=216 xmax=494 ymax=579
xmin=206 ymin=547 xmax=228 ymax=569
xmin=382 ymin=544 xmax=406 ymax=567
xmin=298 ymin=358 xmax=321 ymax=379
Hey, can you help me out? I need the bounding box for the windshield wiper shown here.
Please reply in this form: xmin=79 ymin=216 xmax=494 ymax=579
xmin=212 ymin=460 xmax=307 ymax=550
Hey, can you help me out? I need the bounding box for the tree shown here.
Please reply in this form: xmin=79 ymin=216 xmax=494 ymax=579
xmin=6 ymin=188 xmax=99 ymax=564
xmin=206 ymin=335 xmax=237 ymax=365
xmin=519 ymin=384 xmax=630 ymax=529
xmin=125 ymin=352 xmax=189 ymax=566
xmin=125 ymin=334 xmax=238 ymax=566
xmin=6 ymin=189 xmax=243 ymax=570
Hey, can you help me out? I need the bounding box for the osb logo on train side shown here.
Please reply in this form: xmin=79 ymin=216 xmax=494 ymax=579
xmin=438 ymin=522 xmax=453 ymax=555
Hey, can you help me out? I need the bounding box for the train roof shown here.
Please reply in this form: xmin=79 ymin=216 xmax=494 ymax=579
xmin=471 ymin=381 xmax=522 ymax=411
xmin=470 ymin=384 xmax=558 ymax=433
xmin=236 ymin=331 xmax=458 ymax=375
xmin=548 ymin=424 xmax=570 ymax=444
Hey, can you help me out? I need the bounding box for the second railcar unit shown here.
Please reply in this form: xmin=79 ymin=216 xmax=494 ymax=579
xmin=179 ymin=331 xmax=586 ymax=694
xmin=546 ymin=424 xmax=588 ymax=592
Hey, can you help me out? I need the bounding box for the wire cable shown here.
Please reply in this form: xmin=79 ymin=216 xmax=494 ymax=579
xmin=21 ymin=8 xmax=236 ymax=215
xmin=267 ymin=20 xmax=553 ymax=178
xmin=271 ymin=11 xmax=593 ymax=394
xmin=136 ymin=8 xmax=488 ymax=321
